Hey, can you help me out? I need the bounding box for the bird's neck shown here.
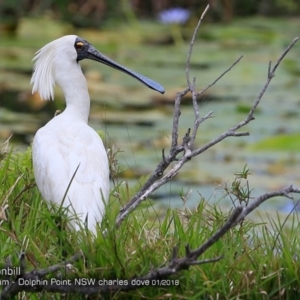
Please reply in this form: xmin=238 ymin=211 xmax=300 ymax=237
xmin=56 ymin=63 xmax=90 ymax=123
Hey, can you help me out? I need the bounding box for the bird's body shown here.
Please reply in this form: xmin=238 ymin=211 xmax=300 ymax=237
xmin=32 ymin=113 xmax=109 ymax=230
xmin=31 ymin=35 xmax=164 ymax=234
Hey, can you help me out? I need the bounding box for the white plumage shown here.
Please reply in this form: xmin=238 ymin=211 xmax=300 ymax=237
xmin=31 ymin=35 xmax=164 ymax=234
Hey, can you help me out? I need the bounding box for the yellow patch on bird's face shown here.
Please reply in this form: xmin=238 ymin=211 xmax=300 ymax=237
xmin=75 ymin=41 xmax=85 ymax=50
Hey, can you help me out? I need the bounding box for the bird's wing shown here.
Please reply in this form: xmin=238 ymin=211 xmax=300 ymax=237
xmin=32 ymin=120 xmax=109 ymax=230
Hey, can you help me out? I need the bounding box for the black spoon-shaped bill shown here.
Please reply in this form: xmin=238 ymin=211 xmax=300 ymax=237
xmin=85 ymin=44 xmax=165 ymax=94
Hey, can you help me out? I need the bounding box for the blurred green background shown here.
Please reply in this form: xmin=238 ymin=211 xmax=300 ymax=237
xmin=0 ymin=0 xmax=300 ymax=215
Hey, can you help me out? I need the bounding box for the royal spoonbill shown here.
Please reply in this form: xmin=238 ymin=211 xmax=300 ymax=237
xmin=31 ymin=35 xmax=164 ymax=233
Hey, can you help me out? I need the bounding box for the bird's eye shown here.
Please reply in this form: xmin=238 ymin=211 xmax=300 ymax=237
xmin=75 ymin=41 xmax=85 ymax=51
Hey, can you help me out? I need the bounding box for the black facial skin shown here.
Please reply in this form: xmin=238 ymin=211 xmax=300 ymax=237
xmin=74 ymin=37 xmax=90 ymax=61
xmin=74 ymin=36 xmax=165 ymax=94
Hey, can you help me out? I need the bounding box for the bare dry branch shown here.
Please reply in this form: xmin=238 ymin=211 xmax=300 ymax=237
xmin=189 ymin=206 xmax=243 ymax=259
xmin=35 ymin=253 xmax=82 ymax=277
xmin=0 ymin=253 xmax=82 ymax=299
xmin=234 ymin=186 xmax=300 ymax=225
xmin=116 ymin=35 xmax=299 ymax=227
xmin=171 ymin=88 xmax=190 ymax=149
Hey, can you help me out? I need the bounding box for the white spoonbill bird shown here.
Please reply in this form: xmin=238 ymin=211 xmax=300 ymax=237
xmin=31 ymin=35 xmax=164 ymax=233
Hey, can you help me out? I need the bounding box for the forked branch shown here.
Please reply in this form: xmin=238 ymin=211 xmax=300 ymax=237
xmin=115 ymin=11 xmax=300 ymax=228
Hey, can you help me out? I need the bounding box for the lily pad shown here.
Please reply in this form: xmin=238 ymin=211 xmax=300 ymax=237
xmin=249 ymin=133 xmax=300 ymax=152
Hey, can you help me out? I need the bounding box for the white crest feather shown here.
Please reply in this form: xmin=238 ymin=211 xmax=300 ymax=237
xmin=30 ymin=35 xmax=77 ymax=101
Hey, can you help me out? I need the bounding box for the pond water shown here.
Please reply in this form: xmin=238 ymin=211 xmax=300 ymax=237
xmin=0 ymin=16 xmax=300 ymax=221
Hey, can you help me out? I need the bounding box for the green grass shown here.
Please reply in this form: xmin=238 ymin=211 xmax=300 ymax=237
xmin=1 ymin=141 xmax=300 ymax=299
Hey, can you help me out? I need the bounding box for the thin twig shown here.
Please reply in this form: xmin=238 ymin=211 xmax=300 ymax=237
xmin=188 ymin=255 xmax=224 ymax=265
xmin=270 ymin=37 xmax=299 ymax=74
xmin=186 ymin=4 xmax=210 ymax=89
xmin=197 ymin=55 xmax=243 ymax=97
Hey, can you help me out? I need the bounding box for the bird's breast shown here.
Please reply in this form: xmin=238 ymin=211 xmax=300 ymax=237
xmin=32 ymin=115 xmax=109 ymax=205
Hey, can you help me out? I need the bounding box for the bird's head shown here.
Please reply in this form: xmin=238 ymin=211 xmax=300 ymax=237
xmin=31 ymin=35 xmax=165 ymax=101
